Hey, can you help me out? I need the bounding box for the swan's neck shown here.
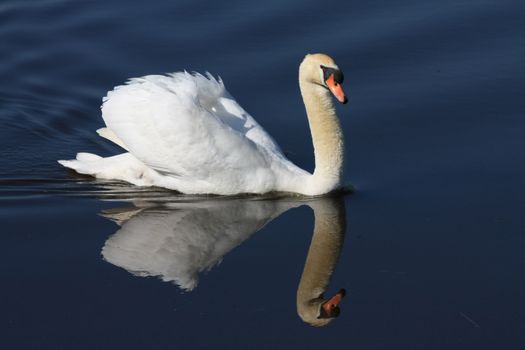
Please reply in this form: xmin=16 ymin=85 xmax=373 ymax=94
xmin=299 ymin=78 xmax=345 ymax=195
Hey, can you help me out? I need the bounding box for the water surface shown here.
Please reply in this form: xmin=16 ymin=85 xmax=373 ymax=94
xmin=1 ymin=0 xmax=525 ymax=349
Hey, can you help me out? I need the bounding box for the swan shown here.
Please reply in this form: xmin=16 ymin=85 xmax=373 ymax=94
xmin=100 ymin=195 xmax=346 ymax=326
xmin=58 ymin=53 xmax=348 ymax=195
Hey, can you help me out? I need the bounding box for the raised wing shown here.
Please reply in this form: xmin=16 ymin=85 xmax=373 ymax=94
xmin=101 ymin=73 xmax=286 ymax=190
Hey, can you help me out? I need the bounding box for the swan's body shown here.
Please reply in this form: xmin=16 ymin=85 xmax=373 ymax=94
xmin=59 ymin=54 xmax=347 ymax=196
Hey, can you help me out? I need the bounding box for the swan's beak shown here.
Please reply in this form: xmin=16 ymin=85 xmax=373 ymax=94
xmin=326 ymin=74 xmax=348 ymax=104
xmin=320 ymin=288 xmax=346 ymax=317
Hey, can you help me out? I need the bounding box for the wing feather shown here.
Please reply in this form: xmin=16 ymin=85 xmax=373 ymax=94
xmin=100 ymin=72 xmax=286 ymax=191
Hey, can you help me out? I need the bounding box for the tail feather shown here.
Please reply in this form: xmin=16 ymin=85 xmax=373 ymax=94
xmin=58 ymin=152 xmax=102 ymax=175
xmin=58 ymin=152 xmax=157 ymax=187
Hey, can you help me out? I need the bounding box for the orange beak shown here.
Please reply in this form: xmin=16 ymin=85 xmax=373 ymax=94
xmin=325 ymin=74 xmax=348 ymax=104
xmin=321 ymin=288 xmax=346 ymax=316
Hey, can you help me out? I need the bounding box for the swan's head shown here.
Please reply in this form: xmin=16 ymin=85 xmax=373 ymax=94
xmin=300 ymin=53 xmax=348 ymax=104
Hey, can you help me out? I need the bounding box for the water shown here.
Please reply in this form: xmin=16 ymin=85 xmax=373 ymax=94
xmin=1 ymin=0 xmax=524 ymax=348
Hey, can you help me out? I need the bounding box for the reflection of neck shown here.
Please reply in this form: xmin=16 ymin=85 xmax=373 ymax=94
xmin=296 ymin=197 xmax=346 ymax=325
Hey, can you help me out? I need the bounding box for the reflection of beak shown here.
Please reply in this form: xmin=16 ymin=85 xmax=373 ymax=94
xmin=321 ymin=288 xmax=346 ymax=316
xmin=325 ymin=74 xmax=348 ymax=104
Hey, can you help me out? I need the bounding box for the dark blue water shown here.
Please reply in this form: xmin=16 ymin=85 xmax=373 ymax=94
xmin=2 ymin=0 xmax=525 ymax=348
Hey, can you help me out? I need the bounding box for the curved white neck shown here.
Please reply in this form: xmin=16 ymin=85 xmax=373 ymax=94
xmin=299 ymin=77 xmax=345 ymax=195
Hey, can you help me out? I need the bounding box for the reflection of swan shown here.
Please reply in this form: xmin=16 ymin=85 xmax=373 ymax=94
xmin=102 ymin=199 xmax=298 ymax=291
xmin=101 ymin=195 xmax=347 ymax=326
xmin=296 ymin=197 xmax=346 ymax=327
xmin=59 ymin=53 xmax=348 ymax=196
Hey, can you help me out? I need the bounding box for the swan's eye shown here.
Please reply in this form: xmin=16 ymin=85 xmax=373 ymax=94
xmin=320 ymin=65 xmax=344 ymax=85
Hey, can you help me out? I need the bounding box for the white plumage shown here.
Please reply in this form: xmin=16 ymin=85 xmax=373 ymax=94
xmin=60 ymin=72 xmax=308 ymax=194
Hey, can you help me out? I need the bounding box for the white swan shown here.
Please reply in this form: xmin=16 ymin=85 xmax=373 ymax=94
xmin=58 ymin=53 xmax=348 ymax=196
